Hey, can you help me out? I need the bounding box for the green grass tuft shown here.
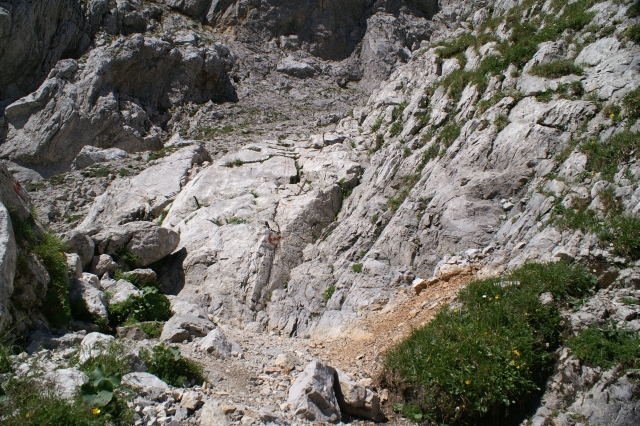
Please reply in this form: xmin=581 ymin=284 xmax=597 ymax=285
xmin=622 ymin=87 xmax=640 ymax=120
xmin=567 ymin=324 xmax=640 ymax=369
xmin=529 ymin=60 xmax=583 ymax=79
xmin=580 ymin=131 xmax=640 ymax=181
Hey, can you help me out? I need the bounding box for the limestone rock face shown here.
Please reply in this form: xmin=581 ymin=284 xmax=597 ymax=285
xmin=0 ymin=0 xmax=90 ymax=104
xmin=161 ymin=141 xmax=360 ymax=325
xmin=1 ymin=36 xmax=235 ymax=166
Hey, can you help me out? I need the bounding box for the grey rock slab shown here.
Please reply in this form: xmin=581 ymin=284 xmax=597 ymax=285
xmin=69 ymin=274 xmax=109 ymax=322
xmin=45 ymin=367 xmax=88 ymax=400
xmin=169 ymin=297 xmax=208 ymax=319
xmin=79 ymin=144 xmax=210 ymax=228
xmin=66 ymin=253 xmax=83 ymax=279
xmin=198 ymin=328 xmax=232 ymax=358
xmin=108 ymin=279 xmax=142 ymax=304
xmin=199 ymin=399 xmax=230 ymax=426
xmin=276 ymin=56 xmax=317 ymax=78
xmin=61 ymin=230 xmax=96 ymax=268
xmin=91 ymin=221 xmax=180 ymax=267
xmin=287 ymin=360 xmax=340 ymax=423
xmin=123 ymin=372 xmax=169 ymax=391
xmin=1 ymin=35 xmax=234 ymax=166
xmin=91 ymin=254 xmax=118 ymax=277
xmin=73 ymin=145 xmax=128 ymax=169
xmin=160 ymin=314 xmax=215 ymax=343
xmin=26 ymin=330 xmax=86 ymax=354
xmin=79 ymin=332 xmax=114 ymax=363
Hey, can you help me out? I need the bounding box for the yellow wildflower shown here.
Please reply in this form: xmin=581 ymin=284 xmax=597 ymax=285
xmin=92 ymin=408 xmax=101 ymax=415
xmin=25 ymin=413 xmax=30 ymax=418
xmin=465 ymin=380 xmax=471 ymax=385
xmin=453 ymin=309 xmax=458 ymax=313
xmin=610 ymin=113 xmax=616 ymax=119
xmin=513 ymin=349 xmax=521 ymax=357
xmin=495 ymin=295 xmax=500 ymax=300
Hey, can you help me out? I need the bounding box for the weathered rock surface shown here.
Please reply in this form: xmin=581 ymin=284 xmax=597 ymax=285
xmin=91 ymin=221 xmax=180 ymax=267
xmin=69 ymin=272 xmax=109 ymax=321
xmin=79 ymin=331 xmax=114 ymax=363
xmin=122 ymin=372 xmax=169 ymax=390
xmin=0 ymin=202 xmax=16 ymax=332
xmin=198 ymin=328 xmax=232 ymax=358
xmin=1 ymin=35 xmax=235 ymax=166
xmin=287 ymin=360 xmax=340 ymax=422
xmin=73 ymin=146 xmax=128 ymax=169
xmin=0 ymin=0 xmax=90 ymax=105
xmin=160 ymin=314 xmax=215 ymax=343
xmin=335 ymin=369 xmax=384 ymax=422
xmin=45 ymin=367 xmax=88 ymax=400
xmin=79 ymin=144 xmax=211 ymax=228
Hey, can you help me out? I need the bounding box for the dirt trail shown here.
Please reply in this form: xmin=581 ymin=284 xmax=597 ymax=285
xmin=315 ymin=275 xmax=473 ymax=378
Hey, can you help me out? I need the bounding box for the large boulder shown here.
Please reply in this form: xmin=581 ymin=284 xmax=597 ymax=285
xmin=122 ymin=372 xmax=169 ymax=390
xmin=91 ymin=221 xmax=180 ymax=267
xmin=61 ymin=230 xmax=95 ymax=269
xmin=198 ymin=328 xmax=232 ymax=358
xmin=69 ymin=273 xmax=108 ymax=322
xmin=160 ymin=314 xmax=215 ymax=343
xmin=334 ymin=369 xmax=384 ymax=422
xmin=79 ymin=332 xmax=114 ymax=363
xmin=287 ymin=360 xmax=340 ymax=423
xmin=161 ymin=142 xmax=356 ymax=326
xmin=73 ymin=145 xmax=128 ymax=169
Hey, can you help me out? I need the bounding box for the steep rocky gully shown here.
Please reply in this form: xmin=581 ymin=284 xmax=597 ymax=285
xmin=1 ymin=0 xmax=640 ymax=425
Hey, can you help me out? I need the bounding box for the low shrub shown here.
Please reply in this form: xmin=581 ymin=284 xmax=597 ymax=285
xmin=628 ymin=1 xmax=640 ymax=18
xmin=0 ymin=371 xmax=133 ymax=426
xmin=627 ymin=24 xmax=640 ymax=44
xmin=382 ymin=262 xmax=595 ymax=425
xmin=597 ymin=214 xmax=640 ymax=260
xmin=439 ymin=121 xmax=461 ymax=149
xmin=139 ymin=321 xmax=164 ymax=338
xmin=114 ymin=246 xmax=140 ymax=269
xmin=567 ymin=324 xmax=640 ymax=369
xmin=390 ymin=121 xmax=403 ymax=137
xmin=108 ymin=287 xmax=171 ymax=327
xmin=80 ymin=340 xmax=133 ymax=378
xmin=81 ymin=165 xmax=111 ymax=178
xmin=324 ymin=286 xmax=336 ymax=302
xmin=580 ymin=131 xmax=640 ymax=181
xmin=529 ymin=60 xmax=584 ymax=78
xmin=622 ymin=87 xmax=640 ymax=120
xmin=224 ymin=159 xmax=244 ymax=168
xmin=494 ymin=114 xmax=510 ymax=132
xmin=10 ymin=212 xmax=72 ymax=326
xmin=140 ymin=344 xmax=204 ymax=387
xmin=352 ymin=263 xmax=363 ymax=273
